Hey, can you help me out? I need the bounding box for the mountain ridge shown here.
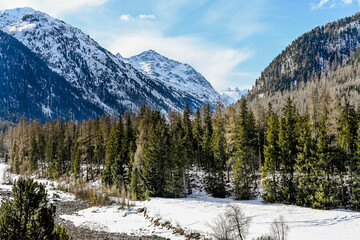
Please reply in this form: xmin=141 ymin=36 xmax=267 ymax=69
xmin=120 ymin=49 xmax=223 ymax=109
xmin=249 ymin=11 xmax=360 ymax=99
xmin=0 ymin=7 xmax=223 ymax=120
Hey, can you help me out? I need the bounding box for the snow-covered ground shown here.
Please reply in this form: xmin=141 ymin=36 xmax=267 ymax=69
xmin=0 ymin=161 xmax=75 ymax=203
xmin=1 ymin=161 xmax=360 ymax=239
xmin=60 ymin=195 xmax=360 ymax=240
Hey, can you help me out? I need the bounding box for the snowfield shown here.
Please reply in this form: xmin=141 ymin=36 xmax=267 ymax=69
xmin=61 ymin=196 xmax=360 ymax=240
xmin=1 ymin=161 xmax=360 ymax=239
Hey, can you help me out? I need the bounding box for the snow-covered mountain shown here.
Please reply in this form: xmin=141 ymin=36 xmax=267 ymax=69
xmin=0 ymin=30 xmax=103 ymax=121
xmin=220 ymin=87 xmax=248 ymax=104
xmin=121 ymin=50 xmax=221 ymax=110
xmin=0 ymin=7 xmax=219 ymax=120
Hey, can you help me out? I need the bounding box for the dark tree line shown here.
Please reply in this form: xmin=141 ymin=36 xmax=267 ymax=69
xmin=3 ymin=98 xmax=360 ymax=209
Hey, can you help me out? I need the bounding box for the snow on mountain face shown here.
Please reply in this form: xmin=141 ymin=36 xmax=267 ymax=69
xmin=220 ymin=87 xmax=248 ymax=105
xmin=0 ymin=30 xmax=103 ymax=121
xmin=0 ymin=7 xmax=35 ymax=28
xmin=123 ymin=50 xmax=221 ymax=110
xmin=0 ymin=8 xmax=206 ymax=117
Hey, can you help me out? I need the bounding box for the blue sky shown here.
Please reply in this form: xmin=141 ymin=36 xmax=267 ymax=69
xmin=1 ymin=0 xmax=360 ymax=91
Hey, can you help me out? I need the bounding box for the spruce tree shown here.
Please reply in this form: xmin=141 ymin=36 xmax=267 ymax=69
xmin=201 ymin=104 xmax=213 ymax=172
xmin=295 ymin=112 xmax=316 ymax=207
xmin=313 ymin=115 xmax=338 ymax=209
xmin=338 ymin=99 xmax=358 ymax=177
xmin=142 ymin=121 xmax=168 ymax=197
xmin=181 ymin=102 xmax=194 ymax=194
xmin=278 ymin=97 xmax=298 ymax=203
xmin=29 ymin=134 xmax=39 ymax=173
xmin=262 ymin=111 xmax=280 ymax=203
xmin=233 ymin=99 xmax=258 ymax=200
xmin=192 ymin=107 xmax=203 ymax=169
xmin=351 ymin=123 xmax=360 ymax=209
xmin=102 ymin=124 xmax=118 ymax=186
xmin=93 ymin=118 xmax=105 ymax=176
xmin=208 ymin=104 xmax=226 ymax=198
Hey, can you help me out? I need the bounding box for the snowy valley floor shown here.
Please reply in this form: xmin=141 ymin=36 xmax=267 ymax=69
xmin=1 ymin=161 xmax=360 ymax=240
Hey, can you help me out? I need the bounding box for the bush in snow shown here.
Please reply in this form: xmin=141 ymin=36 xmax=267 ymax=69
xmin=210 ymin=204 xmax=251 ymax=240
xmin=270 ymin=215 xmax=289 ymax=240
xmin=0 ymin=178 xmax=69 ymax=240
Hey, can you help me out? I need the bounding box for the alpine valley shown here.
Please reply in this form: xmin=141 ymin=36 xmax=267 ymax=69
xmin=2 ymin=5 xmax=360 ymax=240
xmin=0 ymin=7 xmax=223 ymax=121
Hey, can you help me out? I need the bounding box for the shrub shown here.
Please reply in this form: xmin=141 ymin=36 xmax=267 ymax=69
xmin=0 ymin=178 xmax=69 ymax=240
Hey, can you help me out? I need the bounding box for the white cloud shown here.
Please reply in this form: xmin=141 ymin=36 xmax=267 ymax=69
xmin=311 ymin=0 xmax=359 ymax=9
xmin=139 ymin=14 xmax=156 ymax=20
xmin=120 ymin=14 xmax=133 ymax=21
xmin=311 ymin=0 xmax=330 ymax=9
xmin=0 ymin=0 xmax=108 ymax=17
xmin=108 ymin=31 xmax=253 ymax=91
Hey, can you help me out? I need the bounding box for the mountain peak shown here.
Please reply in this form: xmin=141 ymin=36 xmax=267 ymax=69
xmin=136 ymin=49 xmax=169 ymax=62
xmin=143 ymin=49 xmax=160 ymax=55
xmin=0 ymin=7 xmax=36 ymax=27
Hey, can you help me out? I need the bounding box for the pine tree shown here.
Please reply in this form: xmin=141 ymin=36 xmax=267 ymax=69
xmin=278 ymin=97 xmax=298 ymax=203
xmin=208 ymin=103 xmax=227 ymax=198
xmin=93 ymin=118 xmax=104 ymax=176
xmin=295 ymin=112 xmax=316 ymax=207
xmin=130 ymin=168 xmax=146 ymax=200
xmin=233 ymin=99 xmax=258 ymax=200
xmin=201 ymin=104 xmax=213 ymax=171
xmin=351 ymin=123 xmax=360 ymax=209
xmin=29 ymin=134 xmax=38 ymax=173
xmin=262 ymin=111 xmax=280 ymax=203
xmin=312 ymin=115 xmax=338 ymax=209
xmin=0 ymin=178 xmax=69 ymax=240
xmin=73 ymin=142 xmax=81 ymax=180
xmin=123 ymin=111 xmax=136 ymax=185
xmin=192 ymin=107 xmax=203 ymax=169
xmin=181 ymin=102 xmax=194 ymax=194
xmin=142 ymin=121 xmax=168 ymax=197
xmin=102 ymin=124 xmax=118 ymax=186
xmin=112 ymin=116 xmax=126 ymax=190
xmin=338 ymin=99 xmax=358 ymax=177
xmin=225 ymin=106 xmax=237 ymax=180
xmin=167 ymin=123 xmax=187 ymax=197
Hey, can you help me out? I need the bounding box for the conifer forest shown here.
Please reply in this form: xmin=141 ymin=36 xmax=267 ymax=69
xmin=2 ymin=96 xmax=360 ymax=211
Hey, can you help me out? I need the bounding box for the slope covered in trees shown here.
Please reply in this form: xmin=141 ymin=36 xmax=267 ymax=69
xmin=249 ymin=11 xmax=360 ymax=98
xmin=2 ymin=96 xmax=360 ymax=210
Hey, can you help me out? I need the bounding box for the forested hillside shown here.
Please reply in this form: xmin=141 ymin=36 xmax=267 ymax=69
xmin=249 ymin=12 xmax=360 ymax=98
xmin=2 ymin=97 xmax=360 ymax=210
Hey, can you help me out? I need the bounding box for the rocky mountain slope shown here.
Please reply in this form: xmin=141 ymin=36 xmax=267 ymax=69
xmin=250 ymin=12 xmax=360 ymax=98
xmin=0 ymin=7 xmax=221 ymax=121
xmin=0 ymin=30 xmax=104 ymax=121
xmin=120 ymin=50 xmax=222 ymax=110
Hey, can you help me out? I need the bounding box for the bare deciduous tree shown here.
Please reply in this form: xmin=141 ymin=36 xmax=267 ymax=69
xmin=270 ymin=215 xmax=289 ymax=240
xmin=210 ymin=204 xmax=252 ymax=240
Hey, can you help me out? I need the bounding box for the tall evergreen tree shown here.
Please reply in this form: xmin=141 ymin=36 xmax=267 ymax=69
xmin=29 ymin=134 xmax=38 ymax=173
xmin=295 ymin=112 xmax=316 ymax=207
xmin=142 ymin=121 xmax=168 ymax=197
xmin=278 ymin=97 xmax=298 ymax=203
xmin=208 ymin=103 xmax=226 ymax=198
xmin=233 ymin=99 xmax=258 ymax=200
xmin=192 ymin=107 xmax=203 ymax=169
xmin=262 ymin=111 xmax=280 ymax=203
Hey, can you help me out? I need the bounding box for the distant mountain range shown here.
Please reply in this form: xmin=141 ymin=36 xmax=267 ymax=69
xmin=118 ymin=49 xmax=222 ymax=110
xmin=220 ymin=87 xmax=248 ymax=104
xmin=0 ymin=7 xmax=226 ymax=121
